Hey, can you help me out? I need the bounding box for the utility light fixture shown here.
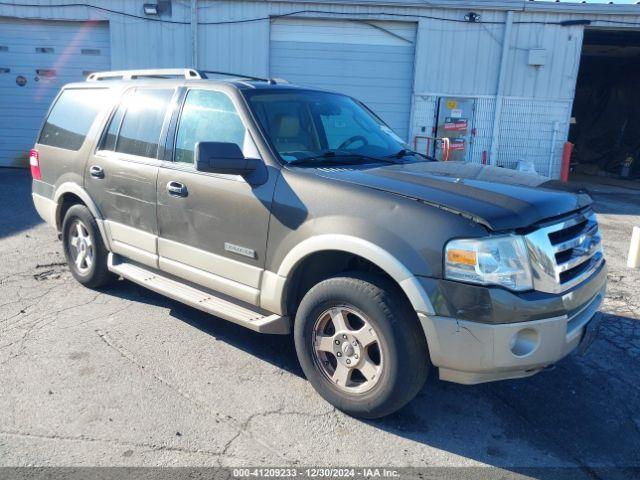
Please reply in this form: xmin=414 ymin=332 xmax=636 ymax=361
xmin=143 ymin=1 xmax=172 ymax=16
xmin=143 ymin=3 xmax=159 ymax=15
xmin=464 ymin=12 xmax=481 ymax=22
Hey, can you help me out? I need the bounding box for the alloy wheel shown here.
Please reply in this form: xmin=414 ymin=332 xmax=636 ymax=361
xmin=311 ymin=306 xmax=384 ymax=394
xmin=68 ymin=219 xmax=94 ymax=275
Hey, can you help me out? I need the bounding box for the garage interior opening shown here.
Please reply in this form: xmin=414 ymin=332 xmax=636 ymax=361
xmin=569 ymin=28 xmax=640 ymax=180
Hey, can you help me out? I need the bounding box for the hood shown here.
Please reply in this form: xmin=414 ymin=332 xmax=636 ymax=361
xmin=311 ymin=162 xmax=592 ymax=231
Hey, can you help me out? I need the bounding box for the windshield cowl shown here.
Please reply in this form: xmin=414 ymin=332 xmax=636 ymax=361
xmin=287 ymin=150 xmax=402 ymax=167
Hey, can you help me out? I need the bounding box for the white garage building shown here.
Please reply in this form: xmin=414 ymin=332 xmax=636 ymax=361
xmin=1 ymin=0 xmax=640 ymax=178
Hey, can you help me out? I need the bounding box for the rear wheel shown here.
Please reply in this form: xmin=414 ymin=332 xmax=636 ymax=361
xmin=62 ymin=204 xmax=114 ymax=288
xmin=294 ymin=272 xmax=429 ymax=418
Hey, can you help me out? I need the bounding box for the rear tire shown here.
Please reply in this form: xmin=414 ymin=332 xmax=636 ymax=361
xmin=62 ymin=204 xmax=114 ymax=288
xmin=294 ymin=272 xmax=429 ymax=419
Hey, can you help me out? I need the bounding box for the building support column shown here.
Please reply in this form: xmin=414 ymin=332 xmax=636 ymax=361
xmin=489 ymin=10 xmax=513 ymax=165
xmin=191 ymin=0 xmax=198 ymax=68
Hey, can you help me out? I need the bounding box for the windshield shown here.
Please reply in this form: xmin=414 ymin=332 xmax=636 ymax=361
xmin=245 ymin=90 xmax=409 ymax=164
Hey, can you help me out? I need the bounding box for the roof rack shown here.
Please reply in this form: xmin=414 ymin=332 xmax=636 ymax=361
xmin=85 ymin=68 xmax=289 ymax=85
xmin=86 ymin=68 xmax=203 ymax=81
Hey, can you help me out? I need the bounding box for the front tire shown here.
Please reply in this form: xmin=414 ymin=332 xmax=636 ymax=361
xmin=62 ymin=204 xmax=114 ymax=288
xmin=294 ymin=272 xmax=429 ymax=419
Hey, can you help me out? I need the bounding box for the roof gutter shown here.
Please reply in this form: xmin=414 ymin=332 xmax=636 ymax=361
xmin=229 ymin=0 xmax=640 ymax=16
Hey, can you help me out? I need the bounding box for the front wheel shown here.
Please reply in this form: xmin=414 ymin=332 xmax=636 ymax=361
xmin=294 ymin=273 xmax=429 ymax=418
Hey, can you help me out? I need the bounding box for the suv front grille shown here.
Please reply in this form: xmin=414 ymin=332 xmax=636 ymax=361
xmin=525 ymin=209 xmax=603 ymax=294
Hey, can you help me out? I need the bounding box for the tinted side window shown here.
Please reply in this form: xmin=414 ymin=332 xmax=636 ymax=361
xmin=101 ymin=92 xmax=128 ymax=152
xmin=175 ymin=90 xmax=252 ymax=164
xmin=114 ymin=89 xmax=174 ymax=158
xmin=39 ymin=88 xmax=109 ymax=150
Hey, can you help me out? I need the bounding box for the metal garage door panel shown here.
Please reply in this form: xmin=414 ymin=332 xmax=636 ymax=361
xmin=270 ymin=19 xmax=416 ymax=142
xmin=0 ymin=18 xmax=110 ymax=167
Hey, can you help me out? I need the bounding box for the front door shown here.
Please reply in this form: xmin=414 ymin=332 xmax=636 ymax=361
xmin=156 ymin=88 xmax=277 ymax=306
xmin=86 ymin=87 xmax=176 ymax=268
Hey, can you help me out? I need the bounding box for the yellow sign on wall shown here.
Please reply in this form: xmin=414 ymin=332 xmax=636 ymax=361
xmin=446 ymin=100 xmax=457 ymax=109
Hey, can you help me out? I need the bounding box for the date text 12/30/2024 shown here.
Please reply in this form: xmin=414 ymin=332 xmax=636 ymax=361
xmin=232 ymin=468 xmax=400 ymax=478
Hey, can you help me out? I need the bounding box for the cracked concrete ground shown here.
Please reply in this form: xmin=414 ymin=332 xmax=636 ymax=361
xmin=1 ymin=169 xmax=639 ymax=471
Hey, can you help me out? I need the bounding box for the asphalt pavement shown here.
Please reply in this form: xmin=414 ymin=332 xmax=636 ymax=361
xmin=1 ymin=169 xmax=639 ymax=475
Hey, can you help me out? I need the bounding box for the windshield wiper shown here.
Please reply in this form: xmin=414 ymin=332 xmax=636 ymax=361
xmin=288 ymin=150 xmax=397 ymax=166
xmin=386 ymin=149 xmax=436 ymax=161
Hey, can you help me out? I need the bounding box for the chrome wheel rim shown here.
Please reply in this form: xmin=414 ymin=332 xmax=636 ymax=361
xmin=68 ymin=220 xmax=94 ymax=275
xmin=312 ymin=306 xmax=383 ymax=394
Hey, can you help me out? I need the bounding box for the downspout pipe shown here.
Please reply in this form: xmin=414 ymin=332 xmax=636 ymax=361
xmin=191 ymin=0 xmax=198 ymax=69
xmin=489 ymin=10 xmax=513 ymax=166
xmin=548 ymin=121 xmax=560 ymax=177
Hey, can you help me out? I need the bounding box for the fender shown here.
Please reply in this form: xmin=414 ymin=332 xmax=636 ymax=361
xmin=52 ymin=182 xmax=111 ymax=250
xmin=260 ymin=234 xmax=435 ymax=317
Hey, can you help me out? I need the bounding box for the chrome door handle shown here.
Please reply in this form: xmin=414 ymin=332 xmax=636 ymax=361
xmin=89 ymin=165 xmax=104 ymax=179
xmin=166 ymin=181 xmax=187 ymax=197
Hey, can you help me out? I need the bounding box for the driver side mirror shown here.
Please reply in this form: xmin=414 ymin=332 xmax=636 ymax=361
xmin=195 ymin=142 xmax=260 ymax=175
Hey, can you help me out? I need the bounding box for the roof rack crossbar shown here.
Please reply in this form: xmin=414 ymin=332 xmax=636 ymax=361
xmin=198 ymin=70 xmax=271 ymax=82
xmin=86 ymin=68 xmax=203 ymax=81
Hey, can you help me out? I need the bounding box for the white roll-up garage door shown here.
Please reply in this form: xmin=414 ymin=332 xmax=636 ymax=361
xmin=270 ymin=18 xmax=416 ymax=142
xmin=0 ymin=18 xmax=110 ymax=167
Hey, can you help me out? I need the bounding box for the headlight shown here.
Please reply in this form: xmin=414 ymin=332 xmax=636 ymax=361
xmin=444 ymin=235 xmax=533 ymax=291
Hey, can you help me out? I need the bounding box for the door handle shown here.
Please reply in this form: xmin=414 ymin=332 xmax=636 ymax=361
xmin=89 ymin=165 xmax=104 ymax=179
xmin=166 ymin=181 xmax=187 ymax=197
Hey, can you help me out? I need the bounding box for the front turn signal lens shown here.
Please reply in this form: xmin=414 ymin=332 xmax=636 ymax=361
xmin=446 ymin=249 xmax=477 ymax=266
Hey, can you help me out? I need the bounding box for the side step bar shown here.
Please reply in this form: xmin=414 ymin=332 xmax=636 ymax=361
xmin=107 ymin=254 xmax=290 ymax=334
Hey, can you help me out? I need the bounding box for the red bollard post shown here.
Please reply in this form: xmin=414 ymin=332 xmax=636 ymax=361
xmin=560 ymin=142 xmax=573 ymax=183
xmin=482 ymin=151 xmax=487 ymax=165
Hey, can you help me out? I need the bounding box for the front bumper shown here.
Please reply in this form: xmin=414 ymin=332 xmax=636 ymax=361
xmin=416 ymin=266 xmax=606 ymax=385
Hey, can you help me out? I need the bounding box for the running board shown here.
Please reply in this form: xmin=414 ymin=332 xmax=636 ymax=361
xmin=108 ymin=254 xmax=290 ymax=334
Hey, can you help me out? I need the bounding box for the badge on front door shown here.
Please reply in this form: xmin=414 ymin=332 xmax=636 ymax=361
xmin=224 ymin=242 xmax=256 ymax=259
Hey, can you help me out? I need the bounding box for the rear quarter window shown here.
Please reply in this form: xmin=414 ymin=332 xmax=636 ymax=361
xmin=38 ymin=88 xmax=109 ymax=150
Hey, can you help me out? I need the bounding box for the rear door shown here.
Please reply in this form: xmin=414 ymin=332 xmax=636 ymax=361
xmin=86 ymin=87 xmax=177 ymax=268
xmin=156 ymin=87 xmax=277 ymax=306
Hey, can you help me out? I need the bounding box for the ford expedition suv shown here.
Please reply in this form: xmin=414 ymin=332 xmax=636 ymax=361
xmin=30 ymin=69 xmax=606 ymax=418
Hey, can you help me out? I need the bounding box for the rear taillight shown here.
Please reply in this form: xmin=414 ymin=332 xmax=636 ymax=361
xmin=29 ymin=149 xmax=41 ymax=180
